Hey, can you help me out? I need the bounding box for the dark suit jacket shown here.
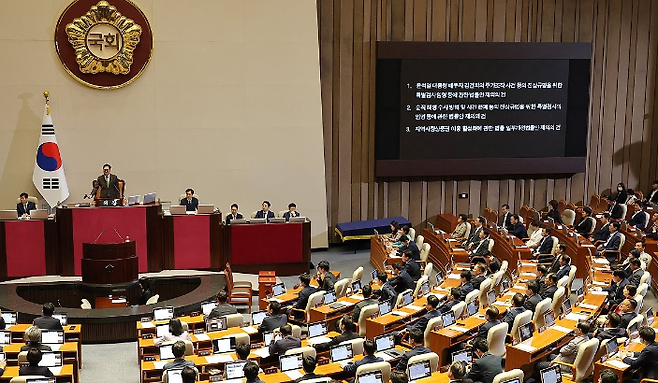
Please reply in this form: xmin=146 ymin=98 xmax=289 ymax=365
xmin=207 ymin=303 xmax=238 ymax=319
xmin=575 ymin=217 xmax=594 ymax=235
xmin=225 ymin=213 xmax=244 ymax=225
xmin=33 ymin=316 xmax=63 ymax=331
xmin=97 ymin=174 xmax=120 ymax=199
xmin=541 ymin=284 xmax=557 ymax=300
xmin=438 ymin=300 xmax=459 ymax=314
xmin=343 ymin=354 xmax=384 ymax=374
xmin=16 ymin=201 xmax=36 ymax=217
xmin=471 ymin=275 xmax=486 ymax=290
xmin=475 ymin=319 xmax=501 ymax=342
xmin=180 ymin=197 xmax=199 ymax=211
xmin=283 ymin=211 xmax=301 ymax=221
xmin=19 ymin=365 xmax=55 ymax=377
xmin=163 ymin=358 xmax=195 ymax=371
xmin=524 ymin=294 xmax=542 ymax=312
xmin=314 ymin=330 xmax=360 ymax=352
xmin=139 ymin=289 xmax=153 ymax=305
xmin=255 ymin=210 xmax=275 ymax=220
xmin=373 ymin=282 xmax=398 ymax=305
xmin=628 ymin=210 xmax=647 ymax=228
xmin=317 ymin=272 xmax=336 ymax=291
xmin=459 ymin=282 xmax=474 ymax=300
xmin=547 ymin=209 xmax=563 ymax=224
xmin=500 ymin=213 xmax=512 ymax=230
xmin=623 ymin=341 xmax=658 ymax=379
xmin=502 ymin=306 xmax=527 ymax=331
xmin=464 ymin=227 xmax=483 ymax=248
xmin=352 ymin=298 xmax=379 ymax=322
xmin=396 ymin=346 xmax=431 ymax=371
xmin=410 ymin=309 xmax=440 ymax=333
xmin=404 ymin=260 xmax=421 ymax=281
xmin=20 ymin=342 xmax=51 ymax=352
xmin=605 ymin=278 xmax=629 ymax=306
xmin=508 ymin=222 xmax=528 ymax=239
xmin=294 ymin=286 xmax=317 ymax=310
xmin=0 ymin=316 xmax=5 ymax=330
xmin=646 ymin=189 xmax=658 ymax=204
xmin=470 ymin=238 xmax=491 ymax=257
xmin=592 ymin=223 xmax=611 ymax=242
xmin=398 ymin=241 xmax=421 ymax=261
xmin=629 ymin=268 xmax=644 ymax=287
xmin=609 ymin=203 xmax=623 ymax=219
xmin=595 ymin=327 xmax=627 ymax=342
xmin=555 ymin=265 xmax=570 ymax=280
xmin=535 ymin=236 xmax=554 ymax=255
xmin=295 ymin=373 xmax=325 ymax=383
xmin=389 ymin=271 xmax=414 ymax=293
xmin=258 ymin=313 xmax=288 ymax=334
xmin=268 ymin=336 xmax=301 ymax=357
xmin=619 ymin=312 xmax=638 ymax=329
xmin=464 ymin=353 xmax=503 ymax=383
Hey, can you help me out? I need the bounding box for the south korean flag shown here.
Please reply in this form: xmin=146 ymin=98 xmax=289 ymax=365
xmin=33 ymin=98 xmax=69 ymax=208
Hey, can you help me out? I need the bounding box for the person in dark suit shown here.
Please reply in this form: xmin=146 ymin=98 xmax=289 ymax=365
xmin=20 ymin=326 xmax=52 ymax=352
xmin=644 ymin=180 xmax=658 ymax=205
xmin=593 ymin=213 xmax=612 ymax=243
xmin=555 ymin=254 xmax=571 ymax=280
xmin=293 ymin=273 xmax=317 ymax=314
xmin=533 ymin=227 xmax=555 ymax=257
xmin=464 ymin=338 xmax=503 ymax=383
xmin=574 ymin=206 xmax=595 ymax=235
xmin=627 ymin=204 xmax=647 ymax=228
xmin=225 ymin=203 xmax=244 ymax=224
xmin=397 ymin=236 xmax=420 ymax=261
xmin=389 ymin=262 xmax=415 ymax=293
xmin=485 ymin=253 xmax=501 ymax=275
xmin=268 ymin=324 xmax=301 ymax=358
xmin=646 ymin=213 xmax=658 ymax=240
xmin=180 ymin=188 xmax=199 ymax=211
xmin=524 ymin=280 xmax=543 ymax=312
xmin=622 ymin=326 xmax=658 ymax=382
xmin=458 ymin=270 xmax=474 ymax=300
xmin=541 ymin=274 xmax=558 ymax=299
xmin=468 ymin=229 xmax=491 ymax=262
xmin=372 ymin=271 xmax=398 ymax=305
xmin=295 ymin=356 xmax=325 ymax=383
xmin=448 ymin=361 xmax=473 ymax=383
xmin=206 ymin=290 xmax=238 ymax=319
xmin=628 ymin=259 xmax=644 ymax=286
xmin=181 ymin=366 xmax=196 ymax=383
xmin=402 ymin=295 xmax=440 ymax=334
xmin=243 ymin=361 xmax=265 ymax=383
xmin=471 ymin=264 xmax=486 ymax=290
xmin=163 ymin=340 xmax=196 ymax=371
xmin=315 ymin=315 xmax=360 ymax=352
xmin=401 ymin=251 xmax=421 ymax=281
xmin=437 ymin=288 xmax=463 ymax=314
xmin=608 ymin=200 xmax=624 ymax=220
xmin=463 ymin=217 xmax=485 ymax=249
xmin=33 ymin=302 xmax=63 ymax=331
xmin=614 ymin=183 xmax=628 ymax=204
xmin=618 ymin=299 xmax=638 ymax=329
xmin=315 ymin=260 xmax=336 ymax=291
xmin=500 ymin=204 xmax=512 ymax=230
xmin=536 ymin=322 xmax=590 ymax=373
xmin=255 ymin=200 xmax=275 ymax=221
xmin=546 ymin=200 xmax=564 ymax=225
xmin=283 ymin=203 xmax=301 ymax=221
xmin=603 ymin=269 xmax=630 ymax=308
xmin=18 ymin=348 xmax=54 ymax=378
xmin=138 ymin=278 xmax=153 ymax=305
xmin=96 ymin=163 xmax=121 ymax=199
xmin=592 ymin=313 xmax=627 ymax=342
xmin=470 ymin=307 xmax=501 ymax=344
xmin=343 ymin=339 xmax=383 ymax=375
xmin=258 ymin=301 xmax=287 ymax=334
xmin=502 ymin=293 xmax=527 ymax=332
xmin=16 ymin=192 xmax=36 ymax=218
xmin=351 ymin=286 xmax=378 ymax=323
xmin=395 ymin=328 xmax=431 ymax=371
xmin=507 ymin=214 xmax=528 ymax=239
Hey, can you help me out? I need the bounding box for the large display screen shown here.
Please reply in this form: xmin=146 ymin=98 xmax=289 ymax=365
xmin=375 ymin=42 xmax=591 ymax=177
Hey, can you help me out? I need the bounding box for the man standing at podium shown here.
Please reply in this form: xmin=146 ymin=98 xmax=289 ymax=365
xmin=96 ymin=164 xmax=120 ymax=199
xmin=180 ymin=189 xmax=198 ymax=211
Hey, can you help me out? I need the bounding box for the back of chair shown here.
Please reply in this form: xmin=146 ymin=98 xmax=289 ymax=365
xmin=416 ymin=235 xmax=424 ymax=249
xmin=588 ymin=194 xmax=599 ymax=209
xmin=550 ymin=236 xmax=559 ymax=255
xmin=562 ymin=209 xmax=576 ymax=225
xmin=487 ymin=322 xmax=509 ymax=357
xmin=500 ymin=260 xmax=508 ymax=273
xmin=451 ymin=301 xmax=466 ymax=319
xmin=278 ymin=210 xmax=287 ymax=218
xmin=558 ymin=200 xmax=567 ymax=213
xmin=618 ymin=234 xmax=626 ymax=251
xmin=487 ymin=239 xmax=495 ymax=252
xmin=407 ymin=352 xmax=439 ymax=375
xmin=492 ymin=271 xmax=505 ymax=296
xmin=146 ymin=294 xmax=160 ymax=305
xmin=302 ymin=378 xmax=332 ymax=383
xmin=587 ymin=217 xmax=597 ymax=235
xmin=465 ymin=289 xmax=480 ymax=306
xmin=492 ymin=369 xmax=524 ymax=383
xmin=408 ymin=227 xmax=416 ymax=240
xmin=620 ymin=204 xmax=628 ymax=221
xmin=340 ymin=337 xmax=365 ymax=355
xmin=640 ymin=271 xmax=651 ymax=286
xmin=305 ymin=291 xmax=326 ymax=321
xmin=10 ymin=376 xmax=49 ymax=383
xmin=478 ymin=278 xmax=493 ymax=299
xmin=81 ymin=299 xmax=92 ymax=309
xmin=420 ymin=243 xmax=431 ymax=263
xmin=224 ymin=262 xmax=235 ymax=288
xmin=567 ymin=265 xmax=577 ymax=292
xmin=396 ymin=289 xmax=413 ymax=308
xmin=510 ymin=310 xmax=533 ymax=343
xmin=573 ymin=338 xmax=600 ymax=381
xmin=355 ymin=362 xmax=391 ymax=383
xmin=557 ymin=276 xmax=569 ymax=289
xmin=423 ymin=262 xmax=433 ymax=278
xmin=628 ymin=314 xmax=645 ymax=333
xmin=636 ymin=283 xmax=649 ymax=298
xmin=464 ymin=222 xmax=472 ymax=238
xmin=358 ymin=305 xmax=379 ymax=336
xmin=291 ymin=325 xmax=302 ymax=338
xmin=17 ymin=351 xmax=28 ymax=364
xmin=413 ymin=276 xmax=429 ymax=298
xmin=532 ymin=298 xmax=552 ymax=329
xmin=334 ymin=278 xmax=350 ymax=299
xmin=224 ymin=313 xmax=244 ymax=328
xmin=550 ymin=287 xmax=566 ymax=315
xmin=424 ymin=317 xmax=443 ymax=347
xmin=285 ymin=346 xmax=316 ymax=359
xmin=352 ymin=267 xmax=364 ymax=281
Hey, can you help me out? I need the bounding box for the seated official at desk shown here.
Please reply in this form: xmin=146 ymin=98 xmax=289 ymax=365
xmin=592 ymin=313 xmax=627 ymax=342
xmin=452 ymin=214 xmax=469 ymax=240
xmin=155 ymin=318 xmax=193 ymax=347
xmin=448 ymin=361 xmax=471 ymax=383
xmin=164 ymin=340 xmax=195 ymax=371
xmin=295 ymin=356 xmax=325 ymax=383
xmin=602 ymin=269 xmax=630 ymax=309
xmin=397 ymin=236 xmax=420 ymax=261
xmin=96 ymin=163 xmax=121 ymax=199
xmin=314 ymin=315 xmax=359 ymax=352
xmin=33 ymin=302 xmax=63 ymax=331
xmin=627 ymin=203 xmax=647 ymax=229
xmin=401 ymin=251 xmax=421 ymax=281
xmin=397 ymin=295 xmax=440 ymax=337
xmin=646 ymin=214 xmax=658 ymax=239
xmin=546 ymin=200 xmax=563 ymax=224
xmin=469 ymin=307 xmax=501 ymax=345
xmin=628 ymin=259 xmax=644 ymax=286
xmin=351 ymin=286 xmax=378 ymax=323
xmin=180 ymin=188 xmax=199 ymax=211
xmin=464 ymin=338 xmax=503 ymax=383
xmin=525 ymin=221 xmax=543 ymax=249
xmin=207 ymin=290 xmax=238 ymax=319
xmin=622 ymin=326 xmax=658 ymax=382
xmin=532 ymin=227 xmax=555 ymax=258
xmin=21 ymin=326 xmax=51 ymax=352
xmin=471 ymin=264 xmax=486 ymax=290
xmin=574 ymin=206 xmax=595 ymax=236
xmin=138 ymin=277 xmax=153 ymax=305
xmin=255 ymin=200 xmax=275 ymax=221
xmin=468 ymin=229 xmax=491 ymax=261
xmin=225 ymin=203 xmax=244 ymax=225
xmin=507 ymin=214 xmax=528 ymax=239
xmin=524 ymin=280 xmax=542 ymax=312
xmin=343 ymin=339 xmax=383 ymax=375
xmin=292 ymin=273 xmax=317 ymax=318
xmin=372 ymin=271 xmax=398 ymax=304
xmin=395 ymin=328 xmax=430 ymax=372
xmin=458 ymin=270 xmax=474 ymax=300
xmin=259 ymin=301 xmax=288 ymax=334
xmin=315 ymin=260 xmax=336 ymax=291
xmin=181 ymin=366 xmax=197 ymax=383
xmin=16 ymin=192 xmax=36 ymax=218
xmin=244 ymin=361 xmax=265 ymax=383
xmin=540 ymin=273 xmax=558 ymax=299
xmin=554 ymin=254 xmax=571 ymax=280
xmin=392 ymin=225 xmax=411 ymax=248
xmin=536 ymin=321 xmax=590 ymax=373
xmin=463 ymin=217 xmax=485 ymax=249
xmin=593 ymin=213 xmax=612 ymax=243
xmin=438 ymin=288 xmax=463 ymax=314
xmin=618 ymin=299 xmax=638 ymax=329
xmin=283 ymin=203 xmax=301 ymax=221
xmin=19 ymin=348 xmax=54 ymax=378
xmin=502 ymin=293 xmax=527 ymax=332
xmin=268 ymin=324 xmax=301 ymax=358
xmin=389 ymin=262 xmax=414 ymax=293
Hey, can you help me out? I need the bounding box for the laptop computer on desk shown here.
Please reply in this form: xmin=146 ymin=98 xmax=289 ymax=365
xmin=374 ymin=333 xmax=403 ymax=358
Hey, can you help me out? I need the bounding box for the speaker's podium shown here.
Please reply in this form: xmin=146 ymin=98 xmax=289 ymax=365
xmin=81 ymin=241 xmax=138 ymax=284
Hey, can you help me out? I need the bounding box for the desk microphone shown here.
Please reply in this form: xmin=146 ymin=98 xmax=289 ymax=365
xmin=93 ymin=229 xmax=105 ymax=243
xmin=113 ymin=229 xmax=124 ymax=241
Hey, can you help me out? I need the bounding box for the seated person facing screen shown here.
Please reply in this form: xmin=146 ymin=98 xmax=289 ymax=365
xmin=181 ymin=366 xmax=197 ymax=383
xmin=315 ymin=260 xmax=336 ymax=291
xmin=206 ymin=290 xmax=238 ymax=319
xmin=315 ymin=315 xmax=359 ymax=352
xmin=452 ymin=214 xmax=469 ymax=240
xmin=464 ymin=338 xmax=503 ymax=383
xmin=255 ymin=200 xmax=275 ymax=221
xmin=621 ymin=326 xmax=658 ymax=382
xmin=396 ymin=294 xmax=440 ymax=341
xmin=33 ymin=302 xmax=63 ymax=331
xmin=16 ymin=192 xmax=36 ymax=218
xmin=244 ymin=361 xmax=265 ymax=383
xmin=401 ymin=251 xmax=421 ymax=281
xmin=535 ymin=321 xmax=590 ymax=373
xmin=525 ymin=220 xmax=543 ymax=249
xmin=180 ymin=188 xmax=198 ymax=211
xmin=283 ymin=203 xmax=301 ymax=221
xmin=295 ymin=356 xmax=325 ymax=383
xmin=523 ymin=280 xmax=542 ymax=312
xmin=468 ymin=228 xmax=491 ymax=262
xmin=351 ymin=286 xmax=378 ymax=323
xmin=546 ymin=200 xmax=563 ymax=224
xmin=268 ymin=324 xmax=300 ymax=358
xmin=225 ymin=203 xmax=243 ymax=225
xmin=575 ymin=206 xmax=595 ymax=235
xmin=343 ymin=339 xmax=383 ymax=375
xmin=507 ymin=214 xmax=528 ymax=239
xmin=502 ymin=293 xmax=527 ymax=332
xmin=258 ymin=301 xmax=288 ymax=334
xmin=372 ymin=270 xmax=398 ymax=304
xmin=395 ymin=328 xmax=430 ymax=372
xmin=155 ymin=318 xmax=193 ymax=347
xmin=627 ymin=203 xmax=647 ymax=229
xmin=437 ymin=288 xmax=463 ymax=314
xmin=20 ymin=326 xmax=51 ymax=352
xmin=396 ymin=235 xmax=420 ymax=260
xmin=19 ymin=348 xmax=54 ymax=378
xmin=163 ymin=340 xmax=195 ymax=371
xmin=292 ymin=273 xmax=316 ymax=319
xmin=389 ymin=262 xmax=414 ymax=293
xmin=138 ymin=277 xmax=153 ymax=305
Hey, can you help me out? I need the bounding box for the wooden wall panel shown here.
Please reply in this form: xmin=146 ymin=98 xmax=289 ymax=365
xmin=318 ymin=0 xmax=658 ymax=242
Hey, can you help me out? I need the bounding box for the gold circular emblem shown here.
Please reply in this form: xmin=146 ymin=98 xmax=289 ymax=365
xmin=55 ymin=0 xmax=153 ymax=89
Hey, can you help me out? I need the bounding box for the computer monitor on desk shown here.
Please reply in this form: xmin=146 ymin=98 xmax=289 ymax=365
xmin=0 ymin=332 xmax=11 ymax=345
xmin=289 ymin=216 xmax=306 ymax=223
xmin=41 ymin=330 xmax=64 ymax=345
xmin=518 ymin=322 xmax=533 ymax=342
xmin=540 ymin=365 xmax=562 ymax=383
xmin=225 ymin=361 xmax=248 ymax=380
xmin=165 ymin=369 xmax=184 ymax=383
xmin=159 ymin=344 xmax=175 ymax=360
xmin=230 ymin=218 xmax=247 ymax=225
xmin=279 ymin=353 xmax=303 ymax=372
xmin=272 ymin=283 xmax=286 ymax=297
xmin=143 ymin=192 xmax=157 ymax=205
xmin=408 ymin=360 xmax=432 ymax=381
xmin=38 ymin=351 xmax=63 ymax=367
xmin=378 ymin=300 xmax=392 ymax=316
xmin=452 ymin=348 xmax=472 ymax=363
xmin=206 ymin=317 xmax=228 ymax=333
xmin=0 ymin=312 xmax=16 ymax=328
xmin=212 ymin=336 xmax=236 ymax=353
xmin=269 ymin=217 xmax=285 ymax=223
xmin=153 ymin=307 xmax=174 ymax=321
xmin=250 ymin=218 xmax=267 ymax=224
xmin=197 ymin=204 xmax=214 ymax=214
xmin=252 ymin=310 xmax=267 ymax=326
xmin=29 ymin=210 xmax=48 ymax=219
xmin=0 ymin=211 xmax=16 ymax=220
xmin=330 ymin=343 xmax=353 ymax=362
xmin=52 ymin=313 xmax=68 ymax=326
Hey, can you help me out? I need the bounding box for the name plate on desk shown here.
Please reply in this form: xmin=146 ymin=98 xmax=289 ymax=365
xmin=99 ymin=199 xmax=122 ymax=207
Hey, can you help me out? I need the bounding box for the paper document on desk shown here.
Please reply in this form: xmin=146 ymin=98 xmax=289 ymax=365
xmin=552 ymin=325 xmax=573 ymax=333
xmin=590 ymin=290 xmax=608 ymax=296
xmin=389 ymin=255 xmax=402 ymax=259
xmin=252 ymin=347 xmax=271 ymax=358
xmin=452 ymin=248 xmax=467 ymax=252
xmin=306 ymin=336 xmax=332 ymax=345
xmin=285 ymin=370 xmax=304 ymax=380
xmin=112 ymin=298 xmax=127 ymax=303
xmin=153 ymin=361 xmax=167 ymax=369
xmin=594 ymin=258 xmax=609 ymax=264
xmin=565 ymin=313 xmax=589 ymax=321
xmin=606 ymin=360 xmax=630 ymax=369
xmin=447 ymin=238 xmax=458 ymax=242
xmin=205 ymin=354 xmax=234 ymax=364
xmin=374 ymin=352 xmax=394 ymax=361
xmin=269 ymin=298 xmax=284 ymax=302
xmin=141 ymin=322 xmax=155 ymax=329
xmin=448 ymin=326 xmax=469 ymax=333
xmin=242 ymin=326 xmax=258 ymax=335
xmin=339 ymin=301 xmax=356 ymax=307
xmin=521 ymin=262 xmax=535 ymax=267
xmin=350 ymin=294 xmax=364 ymax=300
xmin=48 ymin=367 xmax=62 ymax=375
xmin=338 ymin=360 xmax=351 ymax=368
xmin=495 ymin=301 xmax=512 ymax=307
xmin=515 ymin=343 xmax=537 ymax=352
xmin=390 ymin=311 xmax=408 ymax=317
xmin=592 ymin=281 xmax=608 ymax=286
xmin=406 ymin=305 xmax=424 ymax=311
xmin=578 ymin=303 xmax=598 ymax=310
xmin=448 ymin=274 xmax=461 ymax=279
xmin=46 ymin=344 xmax=62 ymax=351
xmin=194 ymin=333 xmax=210 ymax=341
